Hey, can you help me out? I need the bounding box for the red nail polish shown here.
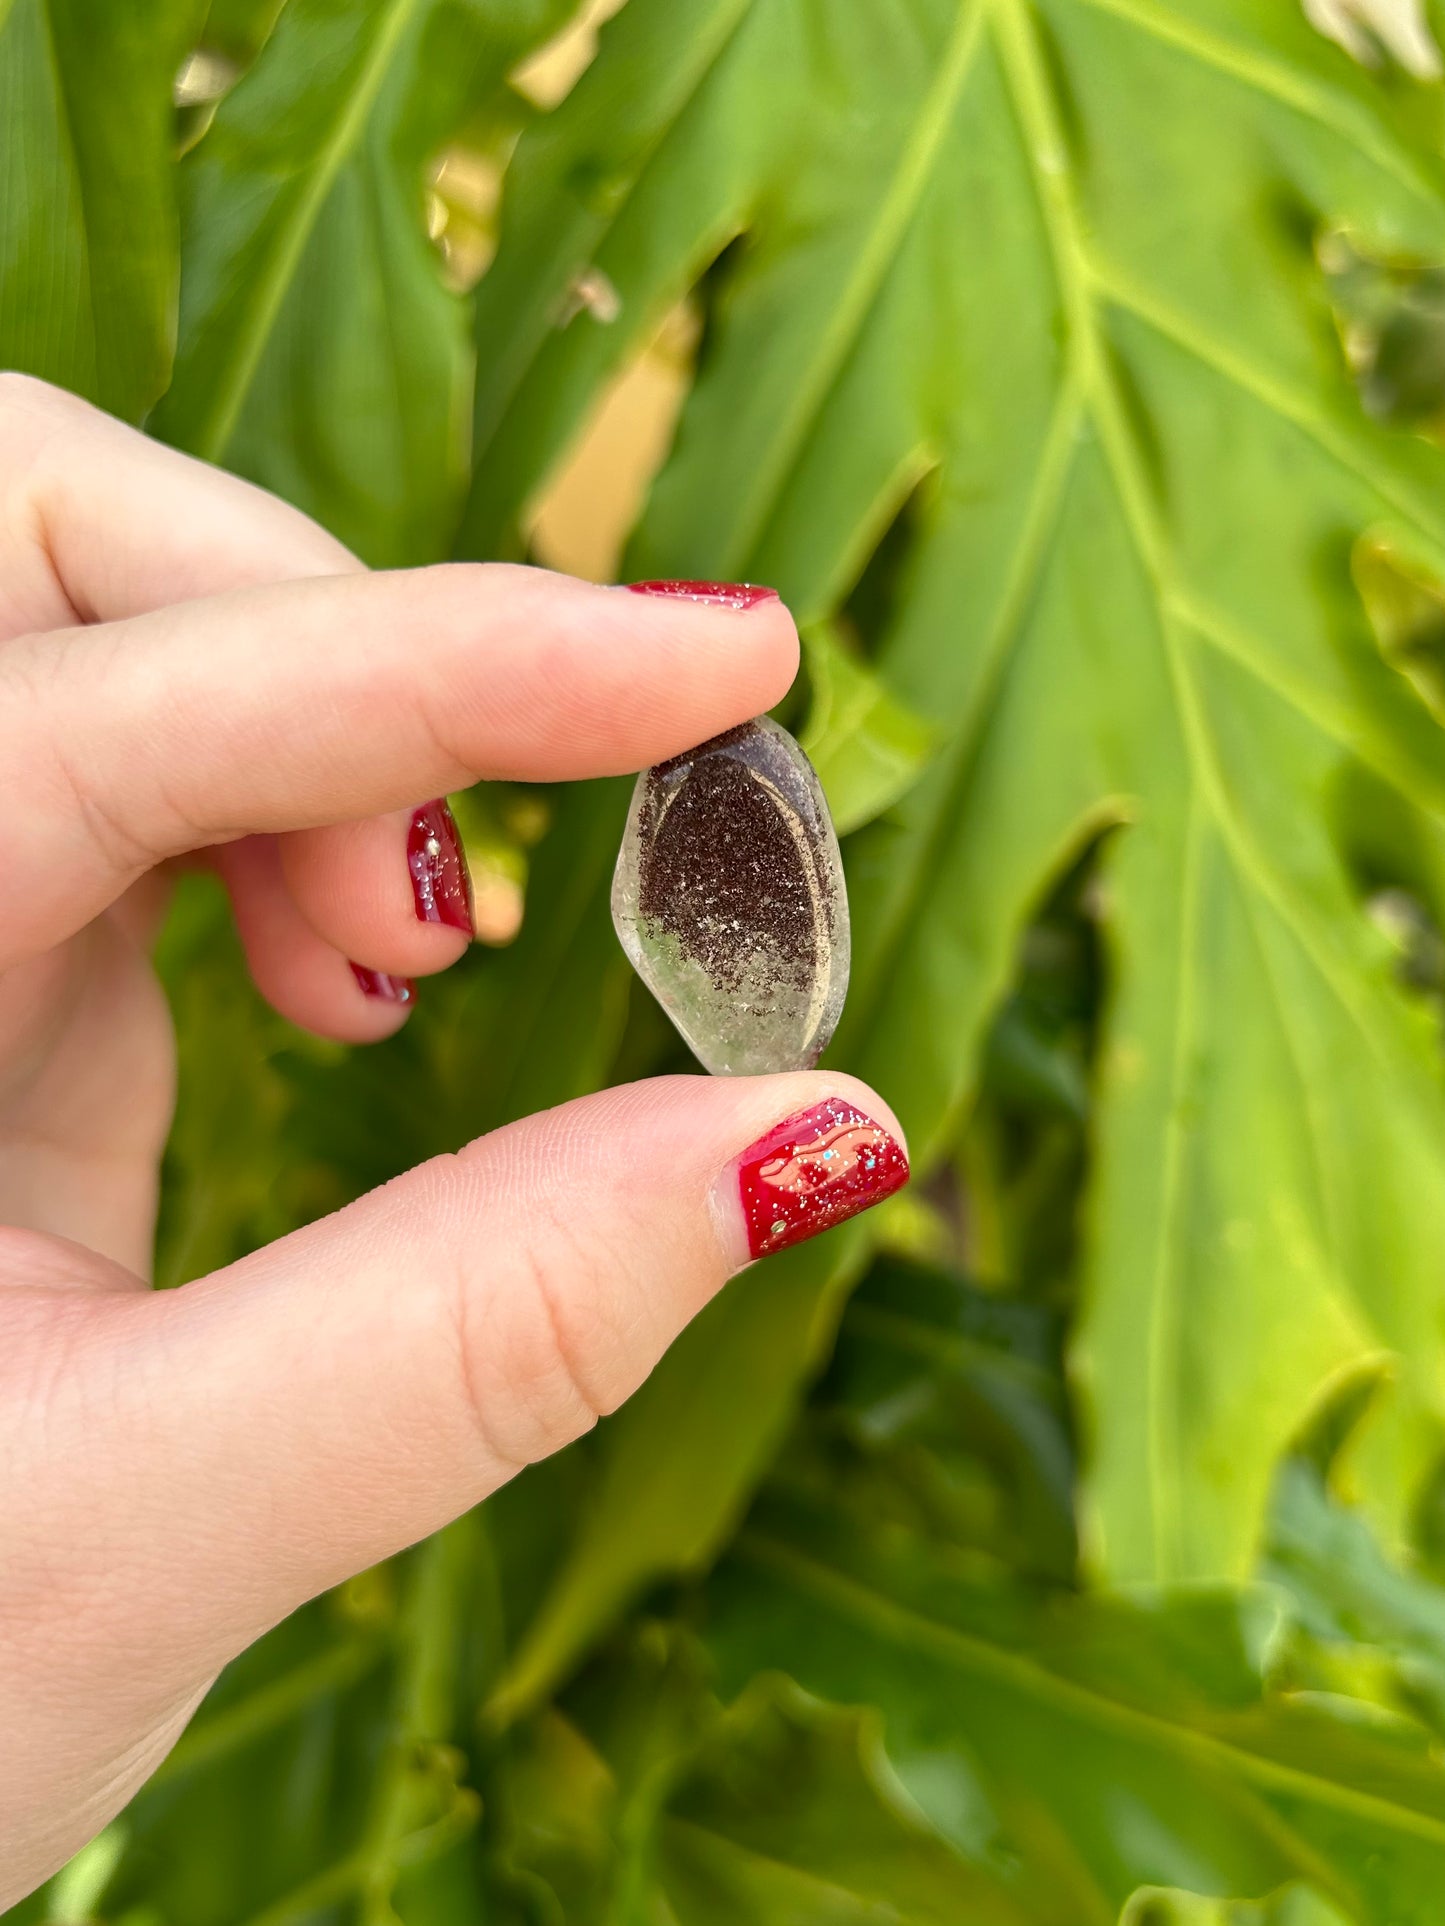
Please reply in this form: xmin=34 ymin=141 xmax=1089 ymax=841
xmin=408 ymin=800 xmax=474 ymax=935
xmin=628 ymin=580 xmax=779 ymax=610
xmin=350 ymin=963 xmax=415 ymax=1004
xmin=735 ymin=1098 xmax=909 ymax=1260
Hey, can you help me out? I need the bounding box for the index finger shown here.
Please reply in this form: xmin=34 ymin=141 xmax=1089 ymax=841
xmin=0 ymin=372 xmax=358 ymax=628
xmin=0 ymin=565 xmax=798 ymax=963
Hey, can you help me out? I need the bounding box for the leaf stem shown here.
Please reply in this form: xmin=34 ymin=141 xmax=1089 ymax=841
xmin=152 ymin=1637 xmax=384 ymax=1787
xmin=355 ymin=1519 xmax=480 ymax=1921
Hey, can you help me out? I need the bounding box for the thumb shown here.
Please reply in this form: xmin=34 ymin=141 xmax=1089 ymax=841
xmin=7 ymin=1071 xmax=906 ymax=1689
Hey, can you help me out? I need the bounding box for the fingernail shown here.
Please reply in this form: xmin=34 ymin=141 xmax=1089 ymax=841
xmin=408 ymin=800 xmax=474 ymax=935
xmin=728 ymin=1098 xmax=909 ymax=1261
xmin=628 ymin=580 xmax=779 ymax=610
xmin=350 ymin=963 xmax=414 ymax=1005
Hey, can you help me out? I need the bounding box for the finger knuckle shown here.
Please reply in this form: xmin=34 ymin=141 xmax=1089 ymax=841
xmin=440 ymin=1161 xmax=618 ymax=1469
xmin=0 ymin=370 xmax=79 ymax=421
xmin=0 ymin=374 xmax=101 ymax=481
xmin=46 ymin=726 xmax=170 ymax=876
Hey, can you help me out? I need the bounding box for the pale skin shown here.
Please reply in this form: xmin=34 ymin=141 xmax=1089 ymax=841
xmin=0 ymin=374 xmax=903 ymax=1902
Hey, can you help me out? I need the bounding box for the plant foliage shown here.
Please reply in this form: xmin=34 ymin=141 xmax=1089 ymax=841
xmin=8 ymin=0 xmax=1445 ymax=1917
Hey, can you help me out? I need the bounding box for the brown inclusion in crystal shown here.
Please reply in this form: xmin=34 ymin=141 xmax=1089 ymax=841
xmin=612 ymin=716 xmax=850 ymax=1076
xmin=637 ymin=725 xmax=820 ymax=1000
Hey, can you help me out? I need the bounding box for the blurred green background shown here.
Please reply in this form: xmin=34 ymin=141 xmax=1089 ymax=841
xmin=11 ymin=0 xmax=1445 ymax=1917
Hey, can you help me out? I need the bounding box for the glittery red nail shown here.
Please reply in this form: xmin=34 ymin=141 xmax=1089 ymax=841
xmin=628 ymin=580 xmax=779 ymax=610
xmin=735 ymin=1098 xmax=908 ymax=1259
xmin=408 ymin=800 xmax=473 ymax=935
xmin=350 ymin=963 xmax=414 ymax=1005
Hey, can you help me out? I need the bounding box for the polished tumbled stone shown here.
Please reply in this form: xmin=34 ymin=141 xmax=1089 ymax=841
xmin=611 ymin=715 xmax=850 ymax=1076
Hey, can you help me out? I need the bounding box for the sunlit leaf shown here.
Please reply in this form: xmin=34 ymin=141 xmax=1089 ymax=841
xmin=458 ymin=0 xmax=1445 ymax=1587
xmin=800 ymin=621 xmax=938 ymax=836
xmin=1119 ymin=1885 xmax=1351 ymax=1926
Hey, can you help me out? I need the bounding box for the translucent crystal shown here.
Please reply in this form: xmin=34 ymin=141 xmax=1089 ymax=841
xmin=611 ymin=715 xmax=850 ymax=1076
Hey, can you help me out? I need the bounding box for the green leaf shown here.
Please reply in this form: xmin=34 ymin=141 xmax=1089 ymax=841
xmin=45 ymin=1828 xmax=129 ymax=1925
xmin=196 ymin=0 xmax=288 ymax=68
xmin=660 ymin=1686 xmax=1036 ymax=1924
xmin=0 ymin=0 xmax=203 ymax=415
xmin=1264 ymin=1454 xmax=1445 ymax=1735
xmin=499 ymin=1629 xmax=1042 ymax=1923
xmin=487 ymin=1229 xmax=872 ymax=1722
xmin=81 ymin=1522 xmax=490 ymax=1925
xmin=151 ymin=0 xmax=577 ymax=564
xmin=706 ymin=1503 xmax=1445 ymax=1925
xmin=1119 ymin=1886 xmax=1351 ymax=1926
xmin=437 ymin=779 xmax=634 ymax=1143
xmin=800 ymin=621 xmax=938 ymax=836
xmin=457 ymin=0 xmax=1445 ymax=1586
xmin=154 ymin=874 xmax=321 ymax=1287
xmin=678 ymin=1270 xmax=1445 ymax=1922
xmin=817 ymin=1256 xmax=1078 ymax=1580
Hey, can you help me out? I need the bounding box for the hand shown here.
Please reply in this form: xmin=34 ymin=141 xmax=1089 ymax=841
xmin=0 ymin=375 xmax=908 ymax=1901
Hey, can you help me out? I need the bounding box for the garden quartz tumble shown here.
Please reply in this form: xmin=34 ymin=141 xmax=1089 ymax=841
xmin=611 ymin=716 xmax=850 ymax=1076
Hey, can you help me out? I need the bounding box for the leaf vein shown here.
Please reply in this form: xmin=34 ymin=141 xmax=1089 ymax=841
xmin=1091 ymin=262 xmax=1445 ymax=555
xmin=845 ymin=371 xmax=1088 ymax=1058
xmin=1065 ymin=0 xmax=1442 ymax=208
xmin=738 ymin=1531 xmax=1445 ymax=1847
xmin=991 ymin=0 xmax=1431 ymax=1576
xmin=465 ymin=0 xmax=761 ymax=489
xmin=1174 ymin=593 xmax=1445 ymax=826
xmin=35 ymin=0 xmax=99 ymax=399
xmin=199 ymin=0 xmax=423 ymax=462
xmin=726 ymin=0 xmax=988 ymax=574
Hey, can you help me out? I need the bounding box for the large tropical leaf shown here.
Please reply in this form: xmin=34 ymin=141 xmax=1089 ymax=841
xmin=510 ymin=1256 xmax=1444 ymax=1926
xmin=0 ymin=0 xmax=202 ymax=415
xmin=685 ymin=1259 xmax=1445 ymax=1926
xmin=457 ymin=0 xmax=1445 ymax=1592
